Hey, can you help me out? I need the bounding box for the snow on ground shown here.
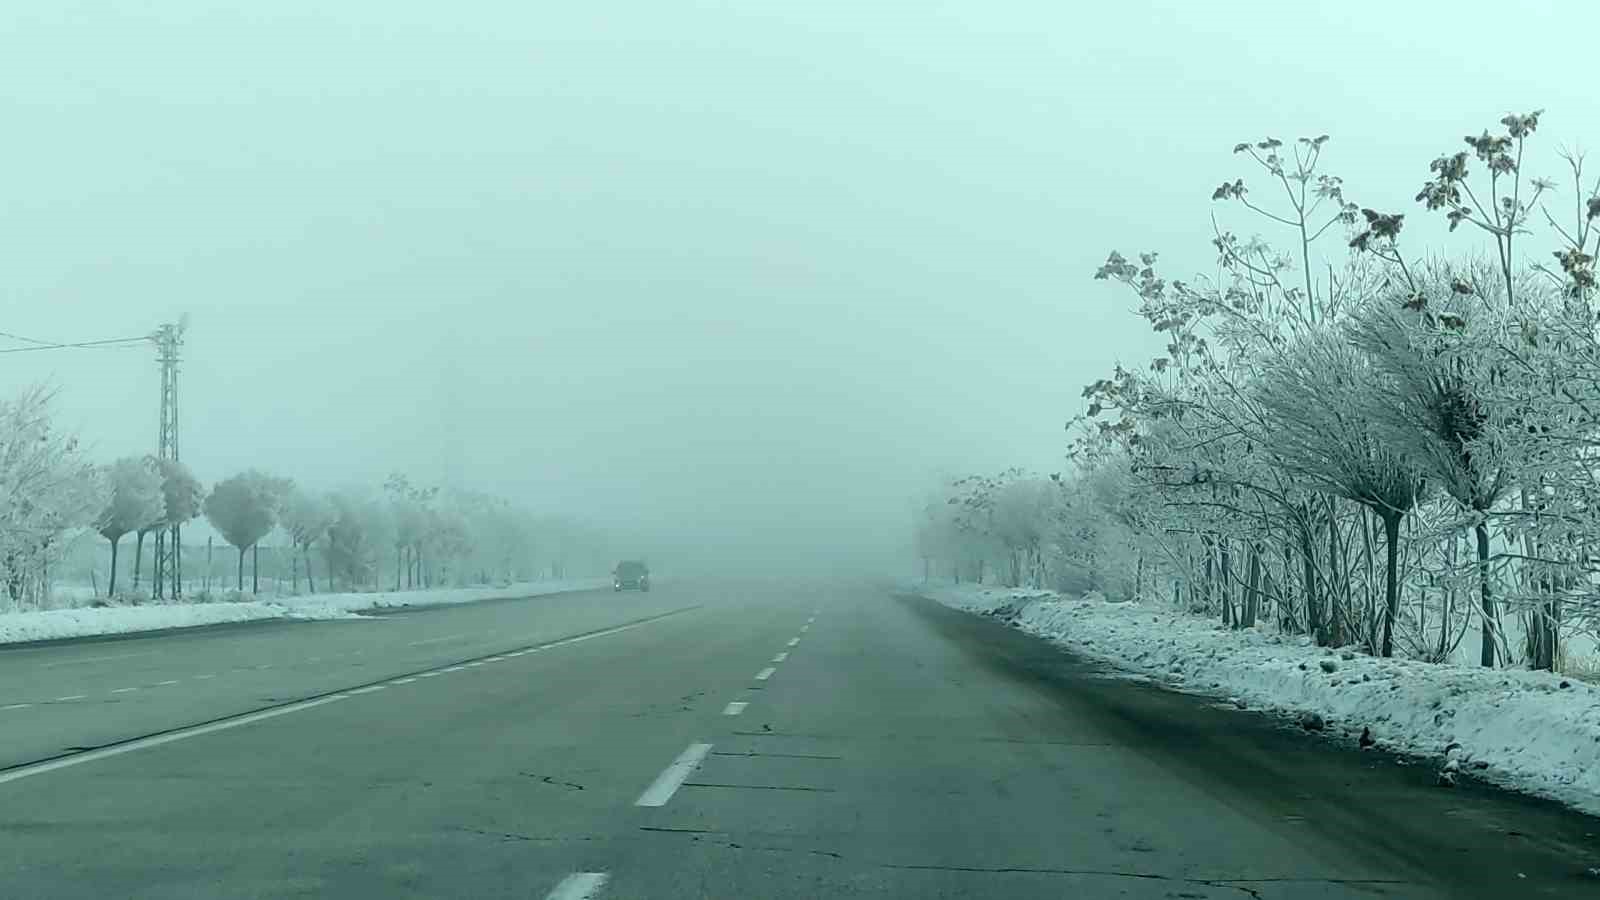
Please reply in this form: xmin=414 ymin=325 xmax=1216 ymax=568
xmin=919 ymin=581 xmax=1600 ymax=817
xmin=0 ymin=579 xmax=609 ymax=646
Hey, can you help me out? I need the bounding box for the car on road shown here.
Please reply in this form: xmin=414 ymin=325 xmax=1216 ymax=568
xmin=613 ymin=560 xmax=649 ymax=592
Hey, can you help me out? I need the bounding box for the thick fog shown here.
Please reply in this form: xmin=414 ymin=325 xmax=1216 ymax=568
xmin=4 ymin=2 xmax=1595 ymax=575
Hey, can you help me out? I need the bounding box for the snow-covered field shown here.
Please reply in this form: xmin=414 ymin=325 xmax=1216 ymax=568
xmin=920 ymin=582 xmax=1600 ymax=817
xmin=0 ymin=578 xmax=609 ymax=646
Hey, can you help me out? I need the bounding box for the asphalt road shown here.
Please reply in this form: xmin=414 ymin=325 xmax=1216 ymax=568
xmin=1 ymin=581 xmax=1596 ymax=899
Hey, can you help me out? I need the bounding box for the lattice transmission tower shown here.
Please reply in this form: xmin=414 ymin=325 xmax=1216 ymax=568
xmin=152 ymin=320 xmax=186 ymax=599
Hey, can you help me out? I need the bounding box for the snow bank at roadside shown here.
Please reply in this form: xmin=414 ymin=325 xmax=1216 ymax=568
xmin=0 ymin=579 xmax=608 ymax=646
xmin=921 ymin=582 xmax=1600 ymax=817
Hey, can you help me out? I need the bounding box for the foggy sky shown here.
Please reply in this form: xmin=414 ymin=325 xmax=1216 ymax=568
xmin=4 ymin=2 xmax=1597 ymax=571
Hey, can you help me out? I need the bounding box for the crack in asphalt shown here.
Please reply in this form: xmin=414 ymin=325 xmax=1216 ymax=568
xmin=520 ymin=772 xmax=584 ymax=790
xmin=878 ymin=864 xmax=1411 ymax=898
xmin=634 ymin=827 xmax=1402 ymax=897
xmin=723 ymin=841 xmax=843 ymax=860
xmin=710 ymin=751 xmax=844 ymax=760
xmin=681 ymin=781 xmax=836 ymax=793
xmin=453 ymin=827 xmax=599 ymax=844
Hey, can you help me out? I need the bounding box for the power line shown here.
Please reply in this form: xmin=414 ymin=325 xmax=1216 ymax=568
xmin=0 ymin=335 xmax=149 ymax=354
xmin=0 ymin=328 xmax=59 ymax=344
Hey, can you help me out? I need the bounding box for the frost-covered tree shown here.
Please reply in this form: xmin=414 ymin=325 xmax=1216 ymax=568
xmin=132 ymin=458 xmax=203 ymax=594
xmin=280 ymin=488 xmax=335 ymax=593
xmin=0 ymin=387 xmax=104 ymax=605
xmin=1257 ymin=331 xmax=1427 ymax=657
xmin=326 ymin=490 xmax=377 ymax=591
xmin=96 ymin=457 xmax=164 ymax=598
xmin=204 ymin=470 xmax=292 ymax=592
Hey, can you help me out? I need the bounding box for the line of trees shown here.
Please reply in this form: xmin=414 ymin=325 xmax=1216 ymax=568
xmin=918 ymin=109 xmax=1600 ymax=674
xmin=0 ymin=392 xmax=605 ymax=606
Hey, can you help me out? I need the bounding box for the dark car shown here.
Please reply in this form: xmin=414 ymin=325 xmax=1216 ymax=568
xmin=614 ymin=560 xmax=650 ymax=592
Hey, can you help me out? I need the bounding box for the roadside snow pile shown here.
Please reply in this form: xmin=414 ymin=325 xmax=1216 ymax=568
xmin=923 ymin=583 xmax=1600 ymax=817
xmin=0 ymin=579 xmax=608 ymax=646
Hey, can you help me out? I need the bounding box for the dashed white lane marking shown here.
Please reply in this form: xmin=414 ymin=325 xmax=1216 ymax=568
xmin=485 ymin=657 xmax=506 ymax=662
xmin=636 ymin=742 xmax=714 ymax=807
xmin=418 ymin=672 xmax=441 ymax=678
xmin=787 ymin=638 xmax=800 ymax=647
xmin=53 ymin=695 xmax=87 ymax=702
xmin=544 ymin=872 xmax=610 ymax=900
xmin=754 ymin=667 xmax=776 ymax=681
xmin=465 ymin=661 xmax=485 ymax=668
xmin=194 ymin=674 xmax=215 ymax=680
xmin=772 ymin=652 xmax=788 ymax=663
xmin=807 ymin=617 xmax=815 ymax=624
xmin=111 ymin=687 xmax=139 ymax=694
xmin=348 ymin=685 xmax=386 ymax=695
xmin=392 ymin=678 xmax=417 ymax=685
xmin=406 ymin=633 xmax=467 ymax=647
xmin=2 ymin=703 xmax=32 ymax=710
xmin=154 ymin=680 xmax=180 ymax=686
xmin=723 ymin=702 xmax=748 ymax=716
xmin=443 ymin=666 xmax=466 ymax=673
xmin=0 ymin=695 xmax=349 ymax=787
xmin=800 ymin=625 xmax=810 ymax=633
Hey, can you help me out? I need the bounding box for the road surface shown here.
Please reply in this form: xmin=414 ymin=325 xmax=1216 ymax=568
xmin=0 ymin=581 xmax=1595 ymax=898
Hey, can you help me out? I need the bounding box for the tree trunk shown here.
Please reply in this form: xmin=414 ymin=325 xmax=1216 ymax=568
xmin=236 ymin=547 xmax=245 ymax=592
xmin=307 ymin=548 xmax=318 ymax=593
xmin=291 ymin=546 xmax=300 ymax=594
xmin=253 ymin=543 xmax=260 ymax=594
xmin=1326 ymin=500 xmax=1345 ymax=647
xmin=108 ymin=537 xmax=121 ymax=596
xmin=1381 ymin=513 xmax=1401 ymax=658
xmin=1135 ymin=551 xmax=1145 ymax=603
xmin=133 ymin=530 xmax=147 ymax=591
xmin=1242 ymin=543 xmax=1261 ymax=629
xmin=1298 ymin=526 xmax=1321 ymax=642
xmin=395 ymin=549 xmax=403 ymax=591
xmin=173 ymin=525 xmax=183 ymax=600
xmin=1219 ymin=539 xmax=1234 ymax=627
xmin=1475 ymin=520 xmax=1495 ymax=667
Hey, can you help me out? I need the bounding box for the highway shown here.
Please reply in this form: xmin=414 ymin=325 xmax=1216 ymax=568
xmin=0 ymin=582 xmax=1595 ymax=898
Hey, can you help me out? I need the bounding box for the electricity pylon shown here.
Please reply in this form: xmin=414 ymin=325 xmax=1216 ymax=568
xmin=152 ymin=319 xmax=186 ymax=599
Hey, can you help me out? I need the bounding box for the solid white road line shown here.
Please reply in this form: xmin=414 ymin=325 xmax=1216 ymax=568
xmin=418 ymin=672 xmax=441 ymax=678
xmin=110 ymin=687 xmax=138 ymax=694
xmin=0 ymin=695 xmax=348 ymax=786
xmin=636 ymin=742 xmax=714 ymax=807
xmin=772 ymin=652 xmax=788 ymax=663
xmin=443 ymin=666 xmax=466 ymax=672
xmin=391 ymin=678 xmax=417 ymax=685
xmin=53 ymin=695 xmax=86 ymax=702
xmin=154 ymin=680 xmax=179 ymax=686
xmin=485 ymin=657 xmax=506 ymax=662
xmin=544 ymin=872 xmax=610 ymax=900
xmin=722 ymin=702 xmax=748 ymax=716
xmin=2 ymin=703 xmax=33 ymax=710
xmin=465 ymin=661 xmax=485 ymax=668
xmin=347 ymin=685 xmax=386 ymax=695
xmin=787 ymin=638 xmax=800 ymax=647
xmin=754 ymin=667 xmax=776 ymax=681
